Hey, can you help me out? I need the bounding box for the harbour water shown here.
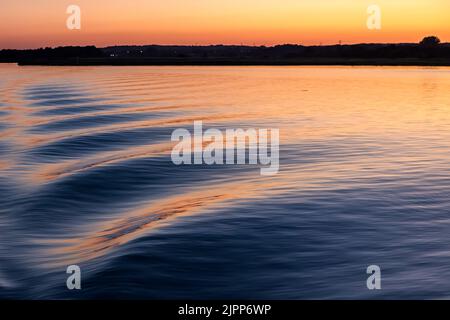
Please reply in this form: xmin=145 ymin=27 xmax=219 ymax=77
xmin=1 ymin=64 xmax=450 ymax=299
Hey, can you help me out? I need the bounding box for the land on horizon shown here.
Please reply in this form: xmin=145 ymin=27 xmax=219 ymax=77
xmin=1 ymin=38 xmax=450 ymax=66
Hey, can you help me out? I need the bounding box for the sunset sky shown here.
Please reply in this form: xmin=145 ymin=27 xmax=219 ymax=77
xmin=0 ymin=0 xmax=449 ymax=49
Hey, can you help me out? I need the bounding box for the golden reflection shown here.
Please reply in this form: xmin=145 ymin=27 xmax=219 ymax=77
xmin=19 ymin=113 xmax=255 ymax=148
xmin=41 ymin=178 xmax=271 ymax=266
xmin=1 ymin=64 xmax=450 ymax=271
xmin=28 ymin=142 xmax=175 ymax=183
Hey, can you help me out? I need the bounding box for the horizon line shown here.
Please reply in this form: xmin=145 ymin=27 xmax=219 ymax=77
xmin=3 ymin=40 xmax=449 ymax=51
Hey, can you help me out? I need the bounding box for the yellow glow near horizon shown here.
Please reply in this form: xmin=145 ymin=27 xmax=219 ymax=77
xmin=0 ymin=0 xmax=449 ymax=48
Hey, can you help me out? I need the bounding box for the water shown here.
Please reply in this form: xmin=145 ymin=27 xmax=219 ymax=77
xmin=1 ymin=64 xmax=450 ymax=299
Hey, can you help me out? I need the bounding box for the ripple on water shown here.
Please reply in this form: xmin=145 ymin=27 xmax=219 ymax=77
xmin=1 ymin=66 xmax=450 ymax=299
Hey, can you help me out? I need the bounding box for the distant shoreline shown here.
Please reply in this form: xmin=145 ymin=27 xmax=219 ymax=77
xmin=1 ymin=42 xmax=449 ymax=66
xmin=10 ymin=59 xmax=450 ymax=67
xmin=13 ymin=57 xmax=450 ymax=67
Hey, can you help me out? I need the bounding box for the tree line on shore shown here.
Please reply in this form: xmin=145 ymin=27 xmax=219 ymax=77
xmin=1 ymin=37 xmax=448 ymax=64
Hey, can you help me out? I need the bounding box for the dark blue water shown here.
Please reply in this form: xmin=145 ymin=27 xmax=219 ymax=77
xmin=1 ymin=65 xmax=450 ymax=299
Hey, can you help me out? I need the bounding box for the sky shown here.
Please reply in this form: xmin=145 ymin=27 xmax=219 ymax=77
xmin=0 ymin=0 xmax=449 ymax=49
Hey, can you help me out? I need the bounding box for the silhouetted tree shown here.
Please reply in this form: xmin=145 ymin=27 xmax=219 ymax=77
xmin=420 ymin=36 xmax=441 ymax=46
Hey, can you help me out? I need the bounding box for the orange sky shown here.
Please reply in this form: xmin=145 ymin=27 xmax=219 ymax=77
xmin=0 ymin=0 xmax=449 ymax=49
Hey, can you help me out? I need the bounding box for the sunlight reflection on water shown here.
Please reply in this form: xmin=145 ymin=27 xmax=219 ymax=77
xmin=1 ymin=64 xmax=450 ymax=299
